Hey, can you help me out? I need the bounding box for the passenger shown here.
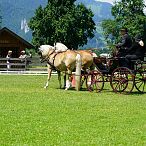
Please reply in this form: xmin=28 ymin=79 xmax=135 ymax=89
xmin=124 ymin=35 xmax=145 ymax=69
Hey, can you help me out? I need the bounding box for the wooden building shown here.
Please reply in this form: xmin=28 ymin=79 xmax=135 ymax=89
xmin=0 ymin=27 xmax=34 ymax=58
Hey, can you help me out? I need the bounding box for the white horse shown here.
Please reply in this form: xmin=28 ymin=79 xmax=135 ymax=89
xmin=39 ymin=44 xmax=81 ymax=90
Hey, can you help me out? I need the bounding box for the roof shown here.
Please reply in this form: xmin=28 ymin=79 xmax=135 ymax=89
xmin=0 ymin=27 xmax=34 ymax=48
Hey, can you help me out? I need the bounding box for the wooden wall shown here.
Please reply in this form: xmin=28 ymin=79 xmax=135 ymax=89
xmin=0 ymin=30 xmax=29 ymax=58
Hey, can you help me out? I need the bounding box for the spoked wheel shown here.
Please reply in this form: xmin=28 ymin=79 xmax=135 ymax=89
xmin=134 ymin=67 xmax=146 ymax=93
xmin=86 ymin=70 xmax=104 ymax=92
xmin=110 ymin=67 xmax=135 ymax=93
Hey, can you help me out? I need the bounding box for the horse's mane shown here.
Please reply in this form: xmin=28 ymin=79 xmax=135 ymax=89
xmin=54 ymin=42 xmax=68 ymax=50
xmin=40 ymin=45 xmax=55 ymax=50
xmin=40 ymin=43 xmax=68 ymax=51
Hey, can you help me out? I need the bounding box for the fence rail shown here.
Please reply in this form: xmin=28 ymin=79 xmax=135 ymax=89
xmin=0 ymin=57 xmax=48 ymax=74
xmin=0 ymin=58 xmax=27 ymax=71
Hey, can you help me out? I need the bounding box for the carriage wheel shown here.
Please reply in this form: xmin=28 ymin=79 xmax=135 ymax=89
xmin=86 ymin=70 xmax=104 ymax=92
xmin=134 ymin=67 xmax=146 ymax=93
xmin=110 ymin=67 xmax=135 ymax=93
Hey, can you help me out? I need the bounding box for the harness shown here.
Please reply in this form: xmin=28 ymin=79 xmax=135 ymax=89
xmin=41 ymin=49 xmax=69 ymax=71
xmin=46 ymin=50 xmax=60 ymax=71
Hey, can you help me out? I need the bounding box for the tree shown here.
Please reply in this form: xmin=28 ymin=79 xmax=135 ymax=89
xmin=29 ymin=0 xmax=95 ymax=49
xmin=102 ymin=0 xmax=146 ymax=47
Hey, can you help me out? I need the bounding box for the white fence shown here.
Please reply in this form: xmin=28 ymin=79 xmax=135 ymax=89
xmin=0 ymin=57 xmax=48 ymax=75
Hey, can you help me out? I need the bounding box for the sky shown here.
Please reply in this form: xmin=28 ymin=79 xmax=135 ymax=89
xmin=96 ymin=0 xmax=146 ymax=5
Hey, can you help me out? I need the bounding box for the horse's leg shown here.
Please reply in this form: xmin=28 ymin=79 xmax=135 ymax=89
xmin=63 ymin=73 xmax=66 ymax=89
xmin=44 ymin=66 xmax=52 ymax=89
xmin=65 ymin=70 xmax=72 ymax=90
xmin=57 ymin=71 xmax=62 ymax=89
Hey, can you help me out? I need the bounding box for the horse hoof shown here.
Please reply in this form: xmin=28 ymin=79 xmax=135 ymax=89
xmin=44 ymin=86 xmax=47 ymax=89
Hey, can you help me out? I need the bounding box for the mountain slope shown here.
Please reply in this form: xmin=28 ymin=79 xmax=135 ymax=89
xmin=77 ymin=0 xmax=113 ymax=48
xmin=0 ymin=0 xmax=113 ymax=48
xmin=0 ymin=0 xmax=48 ymax=41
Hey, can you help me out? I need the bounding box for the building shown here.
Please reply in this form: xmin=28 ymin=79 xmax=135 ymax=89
xmin=0 ymin=27 xmax=34 ymax=58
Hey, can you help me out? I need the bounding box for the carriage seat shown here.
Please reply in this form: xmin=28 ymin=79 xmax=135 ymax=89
xmin=130 ymin=55 xmax=146 ymax=70
xmin=93 ymin=57 xmax=109 ymax=73
xmin=130 ymin=54 xmax=146 ymax=64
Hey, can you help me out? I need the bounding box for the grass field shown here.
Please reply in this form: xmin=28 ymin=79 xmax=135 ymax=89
xmin=0 ymin=75 xmax=146 ymax=146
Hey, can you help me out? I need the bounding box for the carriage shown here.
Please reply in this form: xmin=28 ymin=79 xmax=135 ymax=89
xmin=38 ymin=43 xmax=146 ymax=93
xmin=82 ymin=55 xmax=146 ymax=94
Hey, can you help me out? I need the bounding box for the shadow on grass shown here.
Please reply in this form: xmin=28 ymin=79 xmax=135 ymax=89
xmin=56 ymin=86 xmax=145 ymax=95
xmin=128 ymin=91 xmax=146 ymax=95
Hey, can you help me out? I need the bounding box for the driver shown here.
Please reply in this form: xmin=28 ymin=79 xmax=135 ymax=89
xmin=116 ymin=28 xmax=133 ymax=57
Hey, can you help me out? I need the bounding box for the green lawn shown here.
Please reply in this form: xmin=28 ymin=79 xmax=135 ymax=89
xmin=0 ymin=75 xmax=146 ymax=146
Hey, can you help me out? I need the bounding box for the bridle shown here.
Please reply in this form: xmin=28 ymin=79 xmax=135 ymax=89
xmin=40 ymin=49 xmax=55 ymax=63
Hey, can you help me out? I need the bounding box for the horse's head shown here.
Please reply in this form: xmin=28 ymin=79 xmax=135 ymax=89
xmin=38 ymin=45 xmax=54 ymax=62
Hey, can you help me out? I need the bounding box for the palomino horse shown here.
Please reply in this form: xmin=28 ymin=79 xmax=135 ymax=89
xmin=39 ymin=45 xmax=80 ymax=90
xmin=76 ymin=50 xmax=94 ymax=71
xmin=39 ymin=44 xmax=94 ymax=90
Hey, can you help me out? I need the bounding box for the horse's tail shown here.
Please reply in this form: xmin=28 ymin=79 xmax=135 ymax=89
xmin=75 ymin=54 xmax=82 ymax=91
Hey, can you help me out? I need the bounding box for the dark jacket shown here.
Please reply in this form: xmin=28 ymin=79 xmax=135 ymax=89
xmin=127 ymin=41 xmax=145 ymax=58
xmin=118 ymin=33 xmax=133 ymax=49
xmin=117 ymin=33 xmax=133 ymax=57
